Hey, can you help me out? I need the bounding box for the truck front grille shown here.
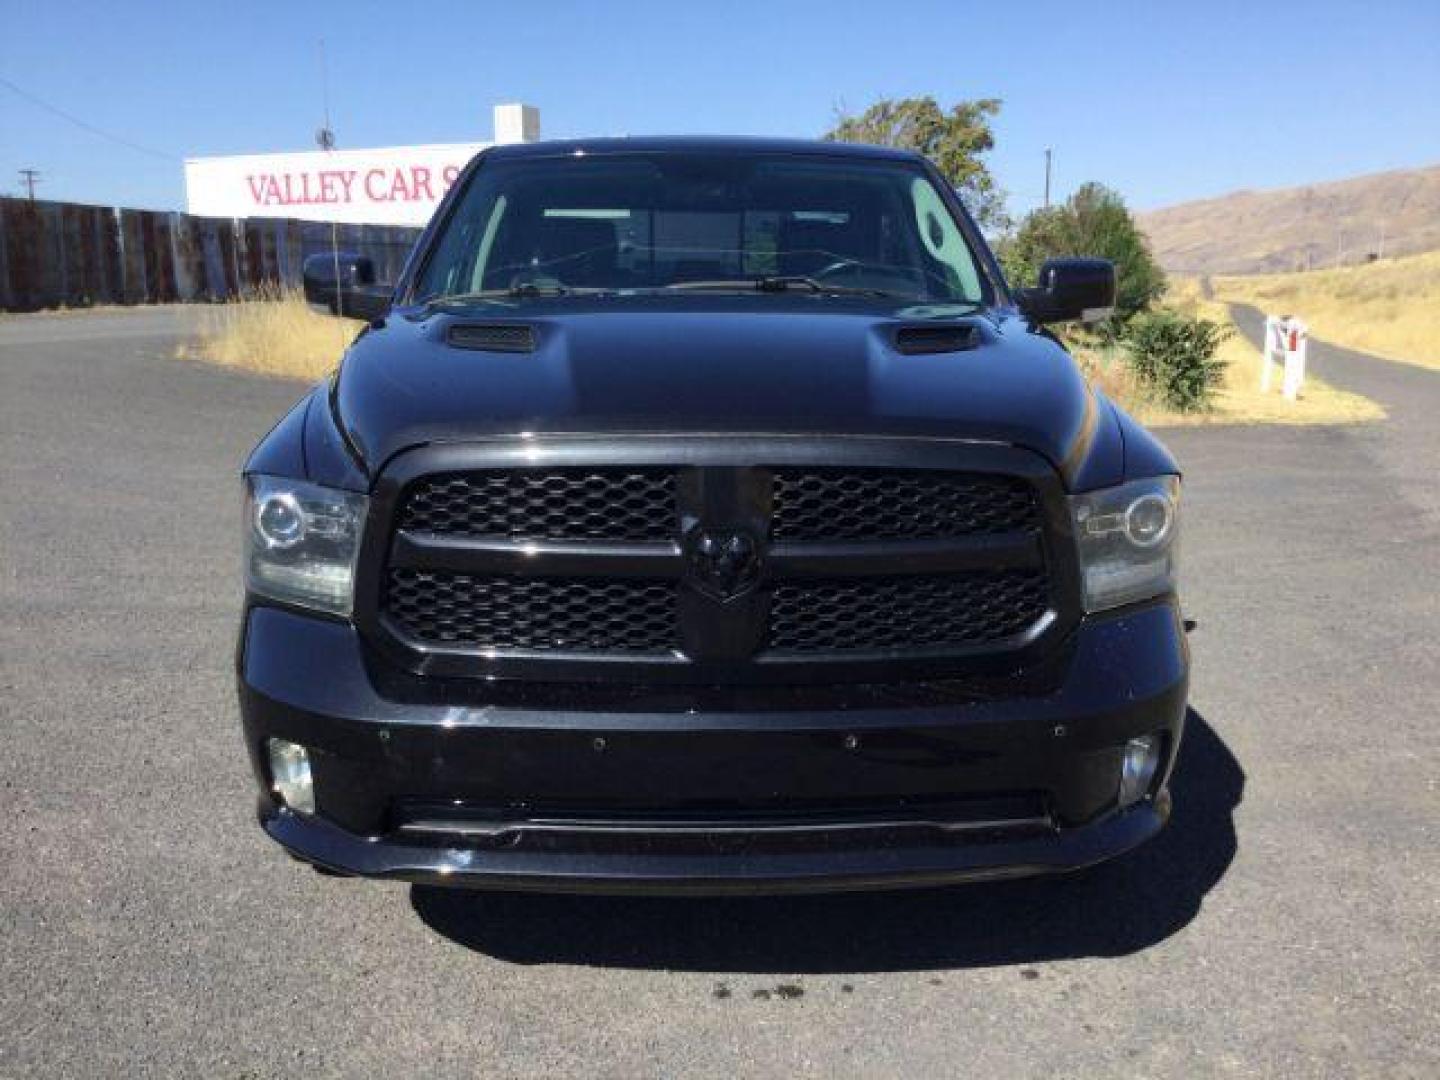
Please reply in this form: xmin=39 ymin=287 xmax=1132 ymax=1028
xmin=770 ymin=571 xmax=1050 ymax=653
xmin=366 ymin=443 xmax=1071 ymax=681
xmin=772 ymin=469 xmax=1039 ymax=541
xmin=386 ymin=570 xmax=676 ymax=653
xmin=399 ymin=469 xmax=676 ymax=542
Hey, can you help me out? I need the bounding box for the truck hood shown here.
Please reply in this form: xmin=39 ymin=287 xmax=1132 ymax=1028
xmin=333 ymin=296 xmax=1105 ymax=482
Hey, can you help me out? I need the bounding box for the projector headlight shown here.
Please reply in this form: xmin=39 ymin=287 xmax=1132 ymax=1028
xmin=1069 ymin=476 xmax=1180 ymax=612
xmin=244 ymin=475 xmax=368 ymax=615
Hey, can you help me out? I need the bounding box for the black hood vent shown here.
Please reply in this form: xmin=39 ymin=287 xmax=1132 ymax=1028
xmin=893 ymin=323 xmax=980 ymax=355
xmin=447 ymin=322 xmax=537 ymax=354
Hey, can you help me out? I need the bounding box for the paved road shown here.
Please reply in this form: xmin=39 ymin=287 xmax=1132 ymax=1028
xmin=1 ymin=307 xmax=1436 ymax=1078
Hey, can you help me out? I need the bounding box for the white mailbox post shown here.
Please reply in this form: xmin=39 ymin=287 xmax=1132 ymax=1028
xmin=1262 ymin=315 xmax=1309 ymax=401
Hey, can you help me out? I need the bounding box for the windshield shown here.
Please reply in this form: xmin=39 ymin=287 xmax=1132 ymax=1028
xmin=413 ymin=152 xmax=990 ymax=304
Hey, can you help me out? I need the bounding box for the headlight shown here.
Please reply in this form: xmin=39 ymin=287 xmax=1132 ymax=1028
xmin=1068 ymin=476 xmax=1180 ymax=612
xmin=244 ymin=475 xmax=368 ymax=615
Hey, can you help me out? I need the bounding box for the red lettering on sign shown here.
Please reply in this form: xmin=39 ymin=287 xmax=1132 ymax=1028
xmin=235 ymin=159 xmax=469 ymax=214
xmin=364 ymin=169 xmax=388 ymax=201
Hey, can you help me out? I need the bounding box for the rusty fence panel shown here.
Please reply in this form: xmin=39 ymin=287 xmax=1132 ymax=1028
xmin=76 ymin=204 xmax=122 ymax=304
xmin=145 ymin=211 xmax=178 ymax=303
xmin=116 ymin=209 xmax=148 ymax=304
xmin=170 ymin=213 xmax=204 ymax=300
xmin=0 ymin=197 xmax=421 ymax=312
xmin=0 ymin=203 xmax=11 ymax=310
xmin=0 ymin=200 xmax=40 ymax=309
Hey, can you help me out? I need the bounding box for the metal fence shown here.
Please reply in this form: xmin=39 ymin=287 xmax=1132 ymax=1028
xmin=0 ymin=197 xmax=421 ymax=312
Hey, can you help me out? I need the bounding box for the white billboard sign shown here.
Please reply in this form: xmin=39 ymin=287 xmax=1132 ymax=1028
xmin=183 ymin=103 xmax=540 ymax=226
xmin=184 ymin=142 xmax=488 ymax=227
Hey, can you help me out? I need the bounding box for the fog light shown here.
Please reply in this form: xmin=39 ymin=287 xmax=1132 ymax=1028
xmin=267 ymin=738 xmax=314 ymax=814
xmin=1119 ymin=735 xmax=1162 ymax=808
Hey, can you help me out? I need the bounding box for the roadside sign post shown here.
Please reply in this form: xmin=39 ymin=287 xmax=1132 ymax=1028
xmin=1281 ymin=318 xmax=1308 ymax=401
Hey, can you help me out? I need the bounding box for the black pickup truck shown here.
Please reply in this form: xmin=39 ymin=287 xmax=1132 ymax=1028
xmin=239 ymin=137 xmax=1187 ymax=893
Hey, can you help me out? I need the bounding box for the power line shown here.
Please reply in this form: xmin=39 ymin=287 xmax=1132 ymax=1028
xmin=0 ymin=74 xmax=177 ymax=162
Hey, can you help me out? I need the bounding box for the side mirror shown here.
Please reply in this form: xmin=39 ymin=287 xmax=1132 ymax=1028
xmin=302 ymin=252 xmax=391 ymax=322
xmin=1017 ymin=257 xmax=1116 ymax=325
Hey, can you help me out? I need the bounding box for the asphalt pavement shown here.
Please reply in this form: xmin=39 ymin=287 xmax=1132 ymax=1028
xmin=1 ymin=306 xmax=1435 ymax=1077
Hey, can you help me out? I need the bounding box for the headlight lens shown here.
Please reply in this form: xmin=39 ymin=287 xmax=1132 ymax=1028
xmin=244 ymin=475 xmax=368 ymax=615
xmin=1069 ymin=476 xmax=1180 ymax=612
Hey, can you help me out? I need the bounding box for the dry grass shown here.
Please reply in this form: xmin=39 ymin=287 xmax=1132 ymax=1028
xmin=1209 ymin=250 xmax=1440 ymax=371
xmin=182 ymin=286 xmax=362 ymax=380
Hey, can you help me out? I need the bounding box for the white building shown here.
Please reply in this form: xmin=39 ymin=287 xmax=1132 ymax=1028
xmin=183 ymin=103 xmax=540 ymax=226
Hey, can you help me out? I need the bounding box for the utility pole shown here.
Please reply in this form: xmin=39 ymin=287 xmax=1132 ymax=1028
xmin=1376 ymin=220 xmax=1386 ymax=261
xmin=19 ymin=167 xmax=40 ymax=200
xmin=1043 ymin=148 xmax=1052 ymax=210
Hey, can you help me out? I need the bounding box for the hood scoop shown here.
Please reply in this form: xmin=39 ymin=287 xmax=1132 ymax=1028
xmin=893 ymin=323 xmax=980 ymax=355
xmin=447 ymin=322 xmax=537 ymax=354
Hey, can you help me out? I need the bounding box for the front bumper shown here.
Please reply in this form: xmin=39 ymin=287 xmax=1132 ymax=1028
xmin=238 ymin=601 xmax=1188 ymax=894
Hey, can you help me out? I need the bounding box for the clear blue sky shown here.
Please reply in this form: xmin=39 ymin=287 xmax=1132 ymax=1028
xmin=3 ymin=0 xmax=1437 ymax=217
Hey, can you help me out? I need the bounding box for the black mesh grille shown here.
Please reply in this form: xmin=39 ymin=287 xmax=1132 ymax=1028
xmin=769 ymin=571 xmax=1049 ymax=653
xmin=893 ymin=324 xmax=978 ymax=355
xmin=771 ymin=469 xmax=1039 ymax=542
xmin=386 ymin=570 xmax=677 ymax=652
xmin=379 ymin=459 xmax=1058 ymax=667
xmin=399 ymin=470 xmax=676 ymax=541
xmin=446 ymin=322 xmax=537 ymax=353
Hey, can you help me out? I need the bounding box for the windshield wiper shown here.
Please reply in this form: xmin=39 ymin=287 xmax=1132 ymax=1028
xmin=422 ymin=282 xmax=614 ymax=307
xmin=664 ymin=277 xmax=907 ymax=299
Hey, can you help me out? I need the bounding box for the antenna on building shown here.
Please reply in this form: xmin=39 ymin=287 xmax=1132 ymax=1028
xmin=316 ymin=38 xmax=336 ymax=152
xmin=19 ymin=167 xmax=40 ymax=201
xmin=316 ymin=37 xmax=344 ymax=325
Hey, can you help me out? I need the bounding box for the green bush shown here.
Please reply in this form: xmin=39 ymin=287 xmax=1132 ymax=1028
xmin=996 ymin=183 xmax=1166 ymax=325
xmin=1123 ymin=310 xmax=1230 ymax=412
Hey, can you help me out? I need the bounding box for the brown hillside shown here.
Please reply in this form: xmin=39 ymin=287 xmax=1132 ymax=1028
xmin=1139 ymin=164 xmax=1440 ymax=275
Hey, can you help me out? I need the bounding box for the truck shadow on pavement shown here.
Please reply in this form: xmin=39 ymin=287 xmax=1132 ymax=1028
xmin=410 ymin=707 xmax=1240 ymax=973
